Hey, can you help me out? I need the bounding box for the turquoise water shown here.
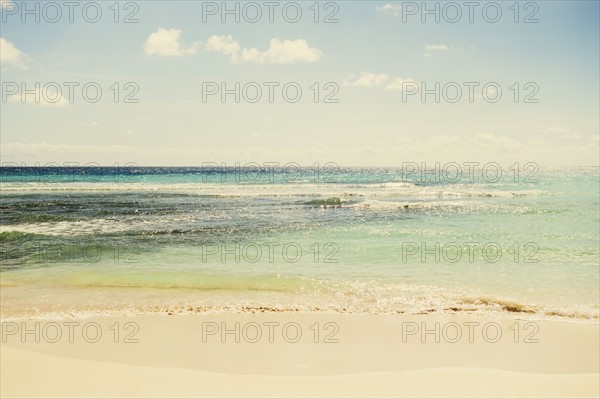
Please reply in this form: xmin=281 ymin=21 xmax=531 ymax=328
xmin=1 ymin=166 xmax=598 ymax=320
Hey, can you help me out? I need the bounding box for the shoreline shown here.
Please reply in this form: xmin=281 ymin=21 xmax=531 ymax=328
xmin=2 ymin=284 xmax=598 ymax=324
xmin=2 ymin=313 xmax=598 ymax=398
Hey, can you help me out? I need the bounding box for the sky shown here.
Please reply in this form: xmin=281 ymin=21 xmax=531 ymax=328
xmin=1 ymin=0 xmax=599 ymax=166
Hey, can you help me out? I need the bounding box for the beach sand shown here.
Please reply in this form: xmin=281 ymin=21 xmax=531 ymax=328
xmin=1 ymin=313 xmax=598 ymax=398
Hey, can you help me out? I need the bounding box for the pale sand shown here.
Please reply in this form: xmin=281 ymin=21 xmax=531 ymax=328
xmin=1 ymin=313 xmax=598 ymax=398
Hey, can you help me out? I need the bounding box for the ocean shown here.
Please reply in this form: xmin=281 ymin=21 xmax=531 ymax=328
xmin=1 ymin=165 xmax=598 ymax=321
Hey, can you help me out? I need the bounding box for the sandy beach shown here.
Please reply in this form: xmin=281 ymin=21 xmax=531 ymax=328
xmin=1 ymin=313 xmax=598 ymax=398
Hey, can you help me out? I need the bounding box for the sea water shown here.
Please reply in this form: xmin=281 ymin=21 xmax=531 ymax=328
xmin=1 ymin=166 xmax=598 ymax=321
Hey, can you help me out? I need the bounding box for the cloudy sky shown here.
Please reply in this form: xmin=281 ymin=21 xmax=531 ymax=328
xmin=1 ymin=0 xmax=598 ymax=166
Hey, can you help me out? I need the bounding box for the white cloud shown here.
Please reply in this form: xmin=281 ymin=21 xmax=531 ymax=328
xmin=424 ymin=44 xmax=449 ymax=57
xmin=562 ymin=133 xmax=582 ymax=140
xmin=205 ymin=35 xmax=241 ymax=62
xmin=144 ymin=28 xmax=200 ymax=57
xmin=0 ymin=37 xmax=28 ymax=68
xmin=376 ymin=4 xmax=402 ymax=16
xmin=424 ymin=44 xmax=449 ymax=51
xmin=206 ymin=36 xmax=323 ymax=64
xmin=148 ymin=32 xmax=322 ymax=64
xmin=385 ymin=77 xmax=418 ymax=91
xmin=345 ymin=72 xmax=417 ymax=92
xmin=344 ymin=72 xmax=390 ymax=87
xmin=241 ymin=38 xmax=323 ymax=64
